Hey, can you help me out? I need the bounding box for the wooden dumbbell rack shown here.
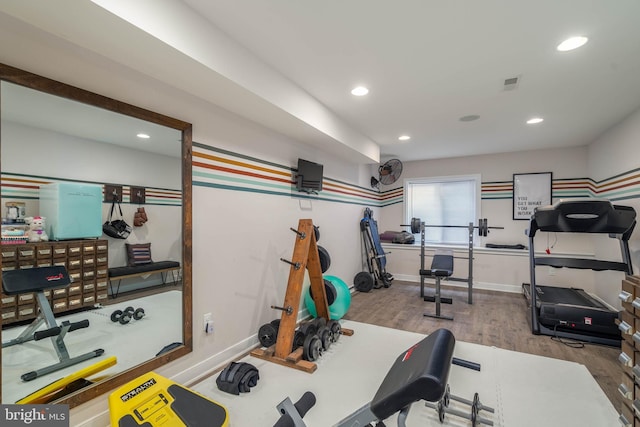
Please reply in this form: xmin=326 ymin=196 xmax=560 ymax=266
xmin=250 ymin=219 xmax=353 ymax=373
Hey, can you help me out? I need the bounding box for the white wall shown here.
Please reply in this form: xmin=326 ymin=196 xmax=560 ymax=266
xmin=377 ymin=147 xmax=599 ymax=293
xmin=588 ymin=107 xmax=640 ymax=307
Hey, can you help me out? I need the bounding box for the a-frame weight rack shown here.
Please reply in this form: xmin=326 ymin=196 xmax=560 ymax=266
xmin=250 ymin=219 xmax=353 ymax=373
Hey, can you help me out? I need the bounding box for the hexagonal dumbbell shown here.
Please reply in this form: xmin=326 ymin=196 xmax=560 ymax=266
xmin=111 ymin=306 xmax=145 ymax=324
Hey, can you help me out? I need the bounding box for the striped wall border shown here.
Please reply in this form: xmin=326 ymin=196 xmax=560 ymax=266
xmin=191 ymin=142 xmax=640 ymax=206
xmin=0 ymin=172 xmax=182 ymax=206
xmin=483 ymin=171 xmax=640 ymax=202
xmin=192 ymin=142 xmax=381 ymax=207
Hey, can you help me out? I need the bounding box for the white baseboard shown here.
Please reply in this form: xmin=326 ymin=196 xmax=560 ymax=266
xmin=391 ymin=273 xmax=522 ymax=294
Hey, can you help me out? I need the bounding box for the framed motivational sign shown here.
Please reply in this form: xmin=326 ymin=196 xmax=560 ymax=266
xmin=513 ymin=172 xmax=552 ymax=220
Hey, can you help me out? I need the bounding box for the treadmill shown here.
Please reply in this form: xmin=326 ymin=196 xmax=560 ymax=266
xmin=524 ymin=198 xmax=636 ymax=346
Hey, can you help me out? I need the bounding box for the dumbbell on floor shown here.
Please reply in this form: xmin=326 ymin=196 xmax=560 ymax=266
xmin=111 ymin=306 xmax=145 ymax=324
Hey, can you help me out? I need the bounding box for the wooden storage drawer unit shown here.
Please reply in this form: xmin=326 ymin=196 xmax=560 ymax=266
xmin=1 ymin=247 xmax=17 ymax=260
xmin=35 ymin=244 xmax=52 ymax=260
xmin=1 ymin=294 xmax=16 ymax=307
xmin=17 ymin=304 xmax=36 ymax=320
xmin=1 ymin=306 xmax=17 ymax=323
xmin=620 ymin=401 xmax=633 ymax=426
xmin=17 ymin=245 xmax=35 ymax=260
xmin=1 ymin=261 xmax=17 ymax=272
xmin=67 ymin=242 xmax=83 ymax=257
xmin=620 ymin=275 xmax=640 ymax=426
xmin=0 ymin=239 xmax=108 ymax=325
xmin=620 ymin=373 xmax=634 ymax=401
xmin=52 ymin=243 xmax=67 ymax=258
xmin=52 ymin=298 xmax=68 ymax=313
xmin=67 ymin=295 xmax=82 ymax=310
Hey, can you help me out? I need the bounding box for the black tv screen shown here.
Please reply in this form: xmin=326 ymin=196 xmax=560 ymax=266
xmin=296 ymin=158 xmax=323 ymax=193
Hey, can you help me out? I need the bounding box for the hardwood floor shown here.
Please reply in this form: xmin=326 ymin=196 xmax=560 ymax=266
xmin=342 ymin=280 xmax=621 ymax=410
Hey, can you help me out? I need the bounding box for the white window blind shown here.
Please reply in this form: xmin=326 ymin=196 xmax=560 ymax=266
xmin=405 ymin=174 xmax=481 ymax=244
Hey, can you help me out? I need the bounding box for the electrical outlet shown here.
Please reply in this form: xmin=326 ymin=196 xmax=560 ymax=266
xmin=204 ymin=313 xmax=213 ymax=334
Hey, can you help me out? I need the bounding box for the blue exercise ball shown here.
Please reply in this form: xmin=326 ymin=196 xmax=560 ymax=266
xmin=304 ymin=275 xmax=351 ymax=320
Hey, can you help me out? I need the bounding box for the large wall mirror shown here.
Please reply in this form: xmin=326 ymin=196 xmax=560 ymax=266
xmin=0 ymin=63 xmax=192 ymax=408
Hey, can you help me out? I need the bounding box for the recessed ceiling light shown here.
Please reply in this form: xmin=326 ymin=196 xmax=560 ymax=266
xmin=459 ymin=115 xmax=480 ymax=122
xmin=351 ymin=86 xmax=369 ymax=96
xmin=137 ymin=133 xmax=150 ymax=139
xmin=526 ymin=117 xmax=544 ymax=124
xmin=398 ymin=135 xmax=411 ymax=141
xmin=557 ymin=36 xmax=588 ymax=52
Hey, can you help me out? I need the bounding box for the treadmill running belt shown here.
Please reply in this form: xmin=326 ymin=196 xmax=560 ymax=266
xmin=534 ymin=286 xmax=607 ymax=308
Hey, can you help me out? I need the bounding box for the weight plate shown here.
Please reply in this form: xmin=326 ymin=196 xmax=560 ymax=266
xmin=437 ymin=399 xmax=445 ymax=423
xmin=313 ymin=317 xmax=327 ymax=329
xmin=313 ymin=225 xmax=320 ymax=242
xmin=309 ymin=279 xmax=338 ymax=306
xmin=328 ymin=320 xmax=341 ymax=342
xmin=124 ymin=306 xmax=134 ymax=314
xmin=411 ymin=217 xmax=421 ymax=234
xmin=303 ymin=334 xmax=322 ymax=362
xmin=270 ymin=318 xmax=281 ymax=332
xmin=318 ymin=246 xmax=331 ymax=273
xmin=354 ymin=271 xmax=374 ymax=292
xmin=298 ymin=322 xmax=317 ymax=338
xmin=318 ymin=326 xmax=332 ymax=350
xmin=110 ymin=310 xmax=123 ymax=323
xmin=119 ymin=313 xmax=131 ymax=324
xmin=293 ymin=330 xmax=306 ymax=349
xmin=133 ymin=308 xmax=145 ymax=320
xmin=258 ymin=323 xmax=278 ymax=348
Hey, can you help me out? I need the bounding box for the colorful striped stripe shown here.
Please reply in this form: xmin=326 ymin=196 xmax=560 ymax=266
xmin=192 ymin=142 xmax=380 ymax=207
xmin=1 ymin=172 xmax=181 ymax=206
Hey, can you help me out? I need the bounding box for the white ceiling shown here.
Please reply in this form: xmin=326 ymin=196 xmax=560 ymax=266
xmin=2 ymin=1 xmax=640 ymax=165
xmin=180 ymin=0 xmax=640 ymax=162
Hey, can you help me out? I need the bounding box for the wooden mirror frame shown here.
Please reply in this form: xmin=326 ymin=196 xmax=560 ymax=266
xmin=0 ymin=63 xmax=193 ymax=408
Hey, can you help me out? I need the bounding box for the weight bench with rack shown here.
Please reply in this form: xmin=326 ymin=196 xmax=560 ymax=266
xmin=2 ymin=265 xmax=104 ymax=382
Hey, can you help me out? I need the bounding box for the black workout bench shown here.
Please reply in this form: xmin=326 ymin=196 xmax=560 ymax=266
xmin=108 ymin=261 xmax=180 ymax=298
xmin=420 ymin=249 xmax=454 ymax=320
xmin=2 ymin=266 xmax=104 ymax=381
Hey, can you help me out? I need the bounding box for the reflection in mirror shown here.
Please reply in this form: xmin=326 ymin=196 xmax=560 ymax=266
xmin=0 ymin=64 xmax=192 ymax=408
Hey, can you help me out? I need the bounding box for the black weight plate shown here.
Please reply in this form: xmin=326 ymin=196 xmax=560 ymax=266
xmin=124 ymin=306 xmax=134 ymax=314
xmin=293 ymin=330 xmax=306 ymax=349
xmin=411 ymin=217 xmax=421 ymax=234
xmin=270 ymin=319 xmax=281 ymax=332
xmin=313 ymin=317 xmax=327 ymax=329
xmin=110 ymin=310 xmax=123 ymax=323
xmin=313 ymin=225 xmax=320 ymax=242
xmin=309 ymin=279 xmax=338 ymax=306
xmin=317 ymin=246 xmax=331 ymax=273
xmin=318 ymin=327 xmax=332 ymax=350
xmin=133 ymin=308 xmax=145 ymax=320
xmin=119 ymin=313 xmax=132 ymax=324
xmin=298 ymin=322 xmax=317 ymax=338
xmin=258 ymin=323 xmax=278 ymax=348
xmin=328 ymin=320 xmax=341 ymax=342
xmin=303 ymin=334 xmax=322 ymax=362
xmin=354 ymin=271 xmax=374 ymax=292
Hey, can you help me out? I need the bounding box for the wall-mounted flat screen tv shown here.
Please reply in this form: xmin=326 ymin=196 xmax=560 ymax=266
xmin=296 ymin=158 xmax=323 ymax=193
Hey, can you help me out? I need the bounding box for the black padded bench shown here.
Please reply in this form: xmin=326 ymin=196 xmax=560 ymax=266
xmin=420 ymin=249 xmax=454 ymax=320
xmin=108 ymin=261 xmax=180 ymax=298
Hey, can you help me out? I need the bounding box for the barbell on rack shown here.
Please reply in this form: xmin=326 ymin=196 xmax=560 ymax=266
xmin=401 ymin=218 xmax=503 ymax=237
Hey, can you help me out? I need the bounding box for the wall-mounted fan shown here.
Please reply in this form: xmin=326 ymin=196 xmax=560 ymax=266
xmin=371 ymin=158 xmax=403 ymax=189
